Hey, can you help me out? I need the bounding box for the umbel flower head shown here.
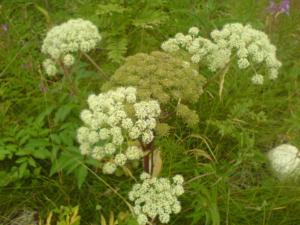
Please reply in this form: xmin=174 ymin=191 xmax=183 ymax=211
xmin=128 ymin=173 xmax=184 ymax=225
xmin=102 ymin=51 xmax=206 ymax=127
xmin=267 ymin=144 xmax=300 ymax=181
xmin=77 ymin=87 xmax=161 ymax=174
xmin=161 ymin=23 xmax=282 ymax=85
xmin=41 ymin=18 xmax=101 ymax=76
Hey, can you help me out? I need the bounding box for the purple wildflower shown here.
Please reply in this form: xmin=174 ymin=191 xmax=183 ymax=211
xmin=279 ymin=0 xmax=290 ymax=14
xmin=268 ymin=0 xmax=290 ymax=15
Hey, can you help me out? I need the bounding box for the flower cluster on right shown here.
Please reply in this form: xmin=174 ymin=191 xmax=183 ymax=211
xmin=128 ymin=173 xmax=184 ymax=225
xmin=161 ymin=23 xmax=282 ymax=85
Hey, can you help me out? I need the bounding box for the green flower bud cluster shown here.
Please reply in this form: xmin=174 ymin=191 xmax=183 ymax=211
xmin=102 ymin=51 xmax=206 ymax=127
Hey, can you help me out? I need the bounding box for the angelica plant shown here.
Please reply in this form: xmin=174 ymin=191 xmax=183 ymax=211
xmin=77 ymin=87 xmax=161 ymax=174
xmin=41 ymin=18 xmax=102 ymax=77
xmin=102 ymin=51 xmax=206 ymax=128
xmin=161 ymin=23 xmax=281 ymax=85
xmin=128 ymin=173 xmax=184 ymax=225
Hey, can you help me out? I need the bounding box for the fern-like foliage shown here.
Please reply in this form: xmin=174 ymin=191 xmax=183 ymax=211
xmin=95 ymin=1 xmax=169 ymax=64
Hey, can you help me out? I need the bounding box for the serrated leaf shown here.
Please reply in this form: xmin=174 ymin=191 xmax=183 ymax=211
xmin=75 ymin=165 xmax=88 ymax=189
xmin=132 ymin=10 xmax=168 ymax=28
xmin=96 ymin=4 xmax=126 ymax=15
xmin=54 ymin=104 xmax=74 ymax=123
xmin=32 ymin=148 xmax=51 ymax=159
xmin=106 ymin=37 xmax=128 ymax=64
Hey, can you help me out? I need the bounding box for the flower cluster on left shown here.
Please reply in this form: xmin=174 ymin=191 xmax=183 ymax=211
xmin=77 ymin=87 xmax=161 ymax=174
xmin=41 ymin=18 xmax=101 ymax=76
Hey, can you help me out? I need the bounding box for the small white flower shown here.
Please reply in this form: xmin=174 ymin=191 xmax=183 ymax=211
xmin=79 ymin=143 xmax=90 ymax=155
xmin=80 ymin=109 xmax=93 ymax=124
xmin=114 ymin=153 xmax=127 ymax=166
xmin=161 ymin=39 xmax=179 ymax=52
xmin=104 ymin=143 xmax=116 ymax=155
xmin=43 ymin=59 xmax=57 ymax=76
xmin=251 ymin=74 xmax=264 ymax=85
xmin=99 ymin=128 xmax=110 ymax=140
xmin=121 ymin=118 xmax=133 ymax=130
xmin=126 ymin=146 xmax=144 ymax=160
xmin=137 ymin=214 xmax=148 ymax=225
xmin=188 ymin=27 xmax=199 ymax=36
xmin=63 ymin=54 xmax=75 ymax=66
xmin=142 ymin=130 xmax=154 ymax=144
xmin=129 ymin=126 xmax=141 ymax=139
xmin=140 ymin=172 xmax=151 ymax=180
xmin=88 ymin=131 xmax=99 ymax=144
xmin=92 ymin=146 xmax=105 ymax=160
xmin=172 ymin=175 xmax=184 ymax=185
xmin=237 ymin=58 xmax=250 ymax=69
xmin=102 ymin=162 xmax=117 ymax=174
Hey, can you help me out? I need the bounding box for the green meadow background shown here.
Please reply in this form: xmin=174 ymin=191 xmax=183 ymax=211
xmin=0 ymin=0 xmax=300 ymax=224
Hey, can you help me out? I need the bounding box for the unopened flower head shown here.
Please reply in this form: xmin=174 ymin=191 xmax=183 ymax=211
xmin=77 ymin=87 xmax=160 ymax=174
xmin=102 ymin=51 xmax=206 ymax=127
xmin=267 ymin=144 xmax=300 ymax=181
xmin=128 ymin=173 xmax=184 ymax=225
xmin=161 ymin=23 xmax=281 ymax=84
xmin=42 ymin=18 xmax=101 ymax=76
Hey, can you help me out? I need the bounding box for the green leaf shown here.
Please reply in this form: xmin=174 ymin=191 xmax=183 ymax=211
xmin=106 ymin=37 xmax=128 ymax=64
xmin=32 ymin=148 xmax=51 ymax=159
xmin=50 ymin=148 xmax=83 ymax=176
xmin=132 ymin=10 xmax=168 ymax=29
xmin=96 ymin=4 xmax=126 ymax=15
xmin=55 ymin=104 xmax=74 ymax=123
xmin=74 ymin=166 xmax=88 ymax=189
xmin=18 ymin=162 xmax=28 ymax=178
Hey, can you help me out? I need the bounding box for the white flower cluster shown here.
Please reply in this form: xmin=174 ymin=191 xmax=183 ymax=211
xmin=77 ymin=87 xmax=161 ymax=174
xmin=42 ymin=18 xmax=101 ymax=76
xmin=161 ymin=23 xmax=281 ymax=84
xmin=129 ymin=173 xmax=184 ymax=225
xmin=267 ymin=144 xmax=300 ymax=181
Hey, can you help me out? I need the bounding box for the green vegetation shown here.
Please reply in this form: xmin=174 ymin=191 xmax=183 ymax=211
xmin=1 ymin=0 xmax=300 ymax=224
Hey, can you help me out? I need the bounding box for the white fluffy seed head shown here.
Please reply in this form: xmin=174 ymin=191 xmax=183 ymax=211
xmin=267 ymin=144 xmax=300 ymax=180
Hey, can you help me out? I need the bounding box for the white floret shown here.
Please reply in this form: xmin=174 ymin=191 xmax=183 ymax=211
xmin=251 ymin=74 xmax=264 ymax=85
